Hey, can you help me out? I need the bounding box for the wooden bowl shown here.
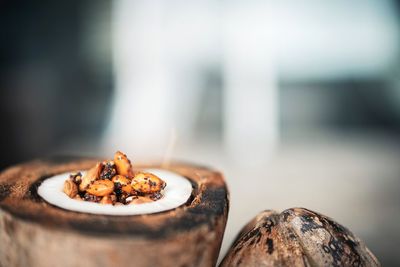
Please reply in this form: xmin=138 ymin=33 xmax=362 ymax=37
xmin=0 ymin=157 xmax=229 ymax=267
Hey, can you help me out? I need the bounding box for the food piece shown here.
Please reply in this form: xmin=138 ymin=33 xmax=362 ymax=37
xmin=220 ymin=208 xmax=381 ymax=267
xmin=100 ymin=161 xmax=117 ymax=180
xmin=121 ymin=185 xmax=133 ymax=194
xmin=63 ymin=180 xmax=78 ymax=198
xmin=112 ymin=175 xmax=134 ymax=194
xmin=69 ymin=172 xmax=82 ymax=184
xmin=112 ymin=174 xmax=130 ymax=185
xmin=63 ymin=151 xmax=167 ymax=205
xmin=83 ymin=193 xmax=102 ymax=202
xmin=114 ymin=151 xmax=134 ymax=177
xmin=131 ymin=172 xmax=166 ymax=194
xmin=79 ymin=163 xmax=103 ymax=192
xmin=86 ymin=179 xmax=115 ymax=197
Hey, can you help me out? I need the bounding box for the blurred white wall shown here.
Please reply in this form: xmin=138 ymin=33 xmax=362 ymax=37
xmin=104 ymin=0 xmax=399 ymax=163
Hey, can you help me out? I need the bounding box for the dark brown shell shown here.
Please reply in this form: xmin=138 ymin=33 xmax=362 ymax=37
xmin=220 ymin=208 xmax=380 ymax=267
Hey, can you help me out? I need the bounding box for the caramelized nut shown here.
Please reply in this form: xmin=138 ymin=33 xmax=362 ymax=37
xmin=86 ymin=179 xmax=114 ymax=197
xmin=112 ymin=175 xmax=131 ymax=186
xmin=122 ymin=185 xmax=134 ymax=194
xmin=79 ymin=163 xmax=103 ymax=192
xmin=112 ymin=175 xmax=133 ymax=194
xmin=114 ymin=151 xmax=134 ymax=177
xmin=131 ymin=172 xmax=166 ymax=194
xmin=63 ymin=180 xmax=78 ymax=198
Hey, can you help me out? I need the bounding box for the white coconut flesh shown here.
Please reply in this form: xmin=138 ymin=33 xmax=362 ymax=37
xmin=37 ymin=169 xmax=193 ymax=215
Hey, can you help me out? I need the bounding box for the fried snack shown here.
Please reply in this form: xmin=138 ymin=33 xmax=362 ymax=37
xmin=112 ymin=175 xmax=133 ymax=194
xmin=79 ymin=163 xmax=103 ymax=192
xmin=131 ymin=172 xmax=166 ymax=194
xmin=63 ymin=180 xmax=78 ymax=198
xmin=63 ymin=151 xmax=166 ymax=205
xmin=114 ymin=151 xmax=134 ymax=177
xmin=86 ymin=180 xmax=114 ymax=197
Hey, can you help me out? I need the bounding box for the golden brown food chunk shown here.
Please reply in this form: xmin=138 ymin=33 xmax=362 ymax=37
xmin=112 ymin=175 xmax=130 ymax=186
xmin=79 ymin=163 xmax=103 ymax=192
xmin=112 ymin=175 xmax=133 ymax=194
xmin=131 ymin=172 xmax=166 ymax=194
xmin=63 ymin=180 xmax=78 ymax=198
xmin=86 ymin=179 xmax=115 ymax=197
xmin=122 ymin=185 xmax=134 ymax=194
xmin=114 ymin=151 xmax=134 ymax=177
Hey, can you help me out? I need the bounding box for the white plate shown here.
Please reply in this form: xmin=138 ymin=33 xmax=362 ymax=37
xmin=38 ymin=169 xmax=193 ymax=215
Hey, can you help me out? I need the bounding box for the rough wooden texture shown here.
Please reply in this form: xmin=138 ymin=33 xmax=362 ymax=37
xmin=220 ymin=208 xmax=380 ymax=267
xmin=0 ymin=157 xmax=229 ymax=267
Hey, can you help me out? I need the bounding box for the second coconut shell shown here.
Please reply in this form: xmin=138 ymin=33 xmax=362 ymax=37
xmin=220 ymin=208 xmax=380 ymax=267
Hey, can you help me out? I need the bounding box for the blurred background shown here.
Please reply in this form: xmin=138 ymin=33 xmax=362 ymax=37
xmin=1 ymin=0 xmax=400 ymax=265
